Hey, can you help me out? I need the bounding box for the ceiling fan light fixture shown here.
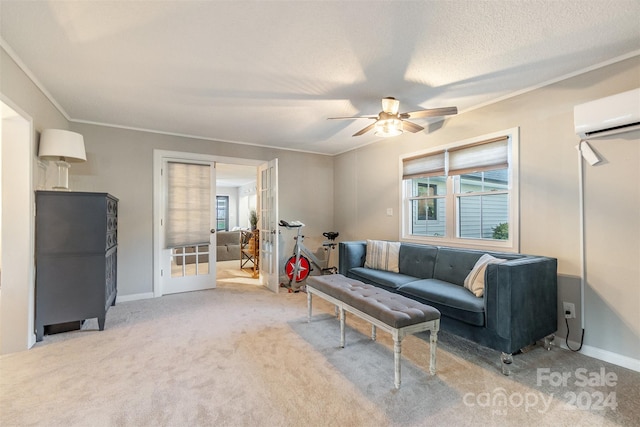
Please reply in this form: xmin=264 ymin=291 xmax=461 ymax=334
xmin=329 ymin=96 xmax=457 ymax=138
xmin=374 ymin=118 xmax=403 ymax=137
xmin=381 ymin=97 xmax=400 ymax=114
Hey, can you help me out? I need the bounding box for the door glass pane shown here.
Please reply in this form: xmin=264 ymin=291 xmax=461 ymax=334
xmin=171 ymin=245 xmax=210 ymax=277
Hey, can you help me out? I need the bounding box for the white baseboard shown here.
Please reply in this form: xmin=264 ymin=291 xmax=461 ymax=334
xmin=558 ymin=338 xmax=640 ymax=373
xmin=116 ymin=292 xmax=155 ymax=303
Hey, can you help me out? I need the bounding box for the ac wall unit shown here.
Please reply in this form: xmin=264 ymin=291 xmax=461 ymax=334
xmin=574 ymin=88 xmax=640 ymax=138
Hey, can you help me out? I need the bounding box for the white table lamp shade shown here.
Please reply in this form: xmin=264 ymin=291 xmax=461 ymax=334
xmin=38 ymin=129 xmax=86 ymax=162
xmin=38 ymin=129 xmax=86 ymax=190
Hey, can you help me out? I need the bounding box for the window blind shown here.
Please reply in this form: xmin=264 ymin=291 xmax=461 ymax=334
xmin=402 ymin=136 xmax=509 ymax=179
xmin=165 ymin=162 xmax=211 ymax=248
xmin=448 ymin=136 xmax=509 ymax=175
xmin=402 ymin=150 xmax=445 ymax=179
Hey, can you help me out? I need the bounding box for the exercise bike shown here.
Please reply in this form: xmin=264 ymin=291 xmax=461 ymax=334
xmin=279 ymin=220 xmax=339 ymax=291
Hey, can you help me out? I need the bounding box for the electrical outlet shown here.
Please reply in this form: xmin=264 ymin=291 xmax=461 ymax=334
xmin=563 ymin=302 xmax=576 ymax=319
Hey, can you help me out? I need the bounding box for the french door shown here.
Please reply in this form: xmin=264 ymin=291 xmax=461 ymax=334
xmin=156 ymin=153 xmax=217 ymax=295
xmin=259 ymin=159 xmax=279 ymax=292
xmin=154 ymin=151 xmax=277 ymax=296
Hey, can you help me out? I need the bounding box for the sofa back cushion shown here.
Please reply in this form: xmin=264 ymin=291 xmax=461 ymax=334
xmin=433 ymin=247 xmax=523 ymax=286
xmin=217 ymin=231 xmax=240 ymax=246
xmin=398 ymin=243 xmax=438 ymax=279
xmin=433 ymin=248 xmax=485 ymax=286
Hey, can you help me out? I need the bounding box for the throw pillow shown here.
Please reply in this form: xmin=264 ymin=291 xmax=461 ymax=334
xmin=364 ymin=240 xmax=400 ymax=273
xmin=464 ymin=254 xmax=506 ymax=297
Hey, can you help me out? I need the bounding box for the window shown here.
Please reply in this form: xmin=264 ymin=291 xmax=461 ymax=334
xmin=216 ymin=196 xmax=229 ymax=231
xmin=401 ymin=129 xmax=519 ymax=251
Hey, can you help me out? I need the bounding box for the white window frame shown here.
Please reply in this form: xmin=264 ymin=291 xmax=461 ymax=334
xmin=400 ymin=127 xmax=520 ymax=252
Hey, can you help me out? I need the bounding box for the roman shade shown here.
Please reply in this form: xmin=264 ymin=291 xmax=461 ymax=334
xmin=402 ymin=135 xmax=509 ymax=179
xmin=402 ymin=150 xmax=445 ymax=179
xmin=165 ymin=162 xmax=211 ymax=248
xmin=448 ymin=136 xmax=509 ymax=175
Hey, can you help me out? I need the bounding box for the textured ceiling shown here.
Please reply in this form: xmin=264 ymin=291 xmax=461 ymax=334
xmin=1 ymin=0 xmax=639 ymax=155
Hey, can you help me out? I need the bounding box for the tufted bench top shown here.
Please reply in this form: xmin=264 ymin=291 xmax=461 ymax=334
xmin=307 ymin=274 xmax=441 ymax=329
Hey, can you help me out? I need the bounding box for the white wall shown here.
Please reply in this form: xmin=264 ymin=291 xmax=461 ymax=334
xmin=334 ymin=56 xmax=640 ymax=367
xmin=216 ymin=185 xmax=239 ymax=230
xmin=238 ymin=181 xmax=257 ymax=229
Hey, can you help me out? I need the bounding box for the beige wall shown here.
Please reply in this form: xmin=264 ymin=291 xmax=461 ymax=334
xmin=0 ymin=48 xmax=69 ymax=132
xmin=334 ymin=56 xmax=640 ymax=363
xmin=1 ymin=46 xmax=70 ymax=353
xmin=67 ymin=123 xmax=334 ymax=297
xmin=3 ymin=40 xmax=638 ymax=364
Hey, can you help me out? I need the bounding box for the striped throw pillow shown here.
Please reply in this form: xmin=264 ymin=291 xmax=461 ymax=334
xmin=364 ymin=240 xmax=400 ymax=273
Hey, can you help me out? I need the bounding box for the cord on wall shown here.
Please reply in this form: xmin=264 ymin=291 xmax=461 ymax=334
xmin=565 ymin=317 xmax=585 ymax=352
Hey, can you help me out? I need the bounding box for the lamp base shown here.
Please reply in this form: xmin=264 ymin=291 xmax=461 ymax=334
xmin=54 ymin=160 xmax=71 ymax=191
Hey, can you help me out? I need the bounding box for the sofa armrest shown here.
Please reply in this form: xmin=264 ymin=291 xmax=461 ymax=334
xmin=339 ymin=241 xmax=367 ymax=276
xmin=484 ymin=256 xmax=558 ymax=351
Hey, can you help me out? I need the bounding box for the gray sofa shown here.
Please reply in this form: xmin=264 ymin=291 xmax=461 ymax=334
xmin=339 ymin=241 xmax=557 ymax=360
xmin=217 ymin=231 xmax=241 ymax=261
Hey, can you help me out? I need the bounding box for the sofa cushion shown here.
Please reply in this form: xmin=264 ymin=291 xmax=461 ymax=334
xmin=464 ymin=254 xmax=506 ymax=297
xmin=364 ymin=240 xmax=400 ymax=273
xmin=216 ymin=231 xmax=241 ymax=261
xmin=433 ymin=248 xmax=485 ymax=286
xmin=398 ymin=279 xmax=485 ymax=326
xmin=217 ymin=231 xmax=240 ymax=246
xmin=398 ymin=243 xmax=438 ymax=279
xmin=348 ymin=267 xmax=417 ymax=291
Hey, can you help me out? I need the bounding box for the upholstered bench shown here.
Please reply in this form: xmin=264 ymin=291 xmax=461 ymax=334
xmin=306 ymin=274 xmax=441 ymax=389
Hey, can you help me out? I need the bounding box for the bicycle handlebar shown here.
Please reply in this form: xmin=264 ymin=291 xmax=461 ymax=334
xmin=280 ymin=220 xmax=339 ymax=241
xmin=279 ymin=219 xmax=304 ymax=228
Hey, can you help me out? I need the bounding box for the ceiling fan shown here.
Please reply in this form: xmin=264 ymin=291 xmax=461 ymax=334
xmin=328 ymin=97 xmax=458 ymax=137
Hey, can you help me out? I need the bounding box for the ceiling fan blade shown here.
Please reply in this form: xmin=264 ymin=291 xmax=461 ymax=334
xmin=402 ymin=120 xmax=424 ymax=133
xmin=328 ymin=115 xmax=378 ymax=120
xmin=353 ymin=122 xmax=377 ymax=137
xmin=400 ymin=106 xmax=458 ymax=119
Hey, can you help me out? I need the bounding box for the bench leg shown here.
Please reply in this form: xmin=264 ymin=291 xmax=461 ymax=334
xmin=307 ymin=291 xmax=312 ymax=323
xmin=339 ymin=307 xmax=346 ymax=348
xmin=429 ymin=330 xmax=438 ymax=375
xmin=394 ymin=337 xmax=402 ymax=389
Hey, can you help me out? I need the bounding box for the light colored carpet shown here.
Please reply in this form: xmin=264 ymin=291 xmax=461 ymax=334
xmin=1 ymin=263 xmax=637 ymax=426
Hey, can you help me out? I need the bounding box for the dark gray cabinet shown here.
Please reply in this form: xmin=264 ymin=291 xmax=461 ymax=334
xmin=35 ymin=191 xmax=118 ymax=341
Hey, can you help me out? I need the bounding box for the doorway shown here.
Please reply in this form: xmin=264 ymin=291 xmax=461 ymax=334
xmin=216 ymin=162 xmax=259 ymax=278
xmin=0 ymin=98 xmax=35 ymax=354
xmin=153 ymin=151 xmax=276 ymax=296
